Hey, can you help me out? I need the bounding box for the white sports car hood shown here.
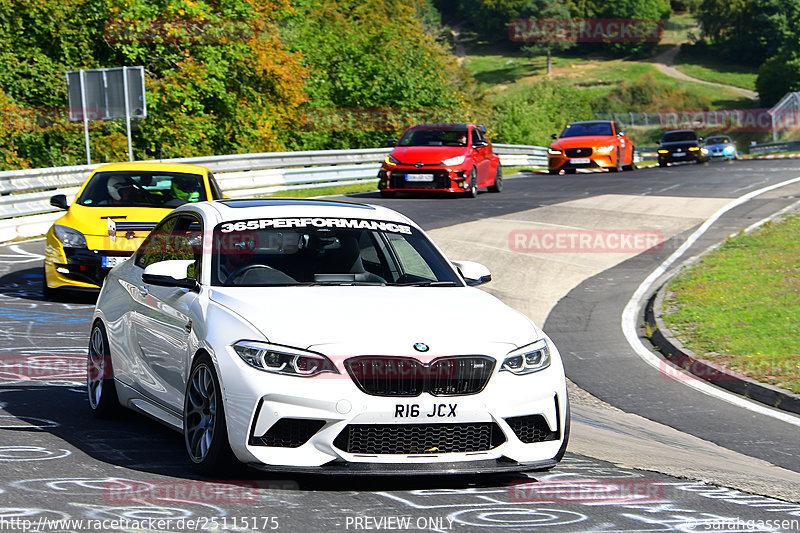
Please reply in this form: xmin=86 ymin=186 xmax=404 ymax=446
xmin=208 ymin=286 xmax=542 ymax=357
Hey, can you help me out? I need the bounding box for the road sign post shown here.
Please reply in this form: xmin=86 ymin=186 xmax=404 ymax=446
xmin=66 ymin=66 xmax=147 ymax=164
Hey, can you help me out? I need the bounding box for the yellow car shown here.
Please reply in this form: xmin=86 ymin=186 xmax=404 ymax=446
xmin=44 ymin=162 xmax=224 ymax=294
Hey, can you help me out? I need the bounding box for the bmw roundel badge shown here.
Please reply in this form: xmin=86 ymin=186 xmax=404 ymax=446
xmin=413 ymin=342 xmax=429 ymax=352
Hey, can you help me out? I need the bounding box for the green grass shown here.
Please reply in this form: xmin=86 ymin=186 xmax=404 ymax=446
xmin=673 ymin=53 xmax=758 ymax=91
xmin=662 ymin=214 xmax=800 ymax=393
xmin=661 ymin=13 xmax=701 ymax=45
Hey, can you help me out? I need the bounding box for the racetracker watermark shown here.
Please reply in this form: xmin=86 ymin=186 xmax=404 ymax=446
xmin=0 ymin=356 xmax=87 ymax=382
xmin=509 ymin=478 xmax=664 ymax=504
xmin=508 ymin=18 xmax=662 ymax=43
xmin=509 ymin=229 xmax=663 ymax=254
xmin=102 ymin=479 xmax=288 ymax=504
xmin=659 ymin=109 xmax=800 ymax=133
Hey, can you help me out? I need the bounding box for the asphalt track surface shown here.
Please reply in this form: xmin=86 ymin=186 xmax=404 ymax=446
xmin=1 ymin=159 xmax=800 ymax=532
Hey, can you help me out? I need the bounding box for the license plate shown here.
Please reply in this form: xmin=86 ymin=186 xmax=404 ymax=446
xmin=569 ymin=158 xmax=591 ymax=164
xmin=102 ymin=256 xmax=126 ymax=268
xmin=394 ymin=403 xmax=458 ymax=418
xmin=672 ymin=152 xmax=685 ymax=157
xmin=405 ymin=174 xmax=434 ymax=182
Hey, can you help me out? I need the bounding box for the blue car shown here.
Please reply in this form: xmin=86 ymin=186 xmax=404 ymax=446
xmin=704 ymin=135 xmax=738 ymax=160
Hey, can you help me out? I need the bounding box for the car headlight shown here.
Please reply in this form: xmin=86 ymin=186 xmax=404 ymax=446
xmin=688 ymin=146 xmax=700 ymax=151
xmin=53 ymin=225 xmax=87 ymax=248
xmin=441 ymin=155 xmax=465 ymax=166
xmin=384 ymin=155 xmax=400 ymax=166
xmin=657 ymin=149 xmax=668 ymax=154
xmin=595 ymin=145 xmax=615 ymax=154
xmin=233 ymin=341 xmax=339 ymax=377
xmin=724 ymin=146 xmax=734 ymax=153
xmin=500 ymin=339 xmax=551 ymax=375
xmin=547 ymin=148 xmax=562 ymax=155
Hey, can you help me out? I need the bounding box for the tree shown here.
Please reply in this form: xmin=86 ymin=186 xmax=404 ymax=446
xmin=519 ymin=0 xmax=575 ymax=76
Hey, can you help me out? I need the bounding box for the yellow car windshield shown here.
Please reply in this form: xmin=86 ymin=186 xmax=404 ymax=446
xmin=77 ymin=171 xmax=206 ymax=208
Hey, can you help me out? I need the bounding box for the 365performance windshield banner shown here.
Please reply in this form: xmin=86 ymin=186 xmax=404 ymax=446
xmin=218 ymin=218 xmax=412 ymax=235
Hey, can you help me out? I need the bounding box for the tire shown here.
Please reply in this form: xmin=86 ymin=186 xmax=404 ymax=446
xmin=623 ymin=147 xmax=636 ymax=171
xmin=658 ymin=162 xmax=667 ymax=168
xmin=379 ymin=190 xmax=396 ymax=198
xmin=488 ymin=165 xmax=503 ymax=193
xmin=184 ymin=353 xmax=239 ymax=475
xmin=607 ymin=149 xmax=621 ymax=172
xmin=464 ymin=168 xmax=478 ymax=198
xmin=564 ymin=168 xmax=576 ymax=175
xmin=548 ymin=169 xmax=560 ymax=175
xmin=87 ymin=321 xmax=119 ymax=418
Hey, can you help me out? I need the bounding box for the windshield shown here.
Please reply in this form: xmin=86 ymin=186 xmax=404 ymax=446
xmin=77 ymin=171 xmax=207 ymax=208
xmin=661 ymin=131 xmax=698 ymax=143
xmin=559 ymin=122 xmax=613 ymax=137
xmin=398 ymin=128 xmax=469 ymax=147
xmin=211 ymin=218 xmax=463 ymax=287
xmin=705 ymin=136 xmax=730 ymax=145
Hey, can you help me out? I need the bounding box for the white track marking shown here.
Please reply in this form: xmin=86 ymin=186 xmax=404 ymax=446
xmin=622 ymin=176 xmax=800 ymax=427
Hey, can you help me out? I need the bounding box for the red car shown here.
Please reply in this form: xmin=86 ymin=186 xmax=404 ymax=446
xmin=377 ymin=123 xmax=502 ymax=197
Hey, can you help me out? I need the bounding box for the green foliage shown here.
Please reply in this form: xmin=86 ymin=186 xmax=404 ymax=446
xmin=756 ymin=54 xmax=800 ymax=107
xmin=592 ymin=72 xmax=711 ymax=112
xmin=696 ymin=0 xmax=800 ymax=65
xmin=596 ymin=0 xmax=671 ymax=56
xmin=488 ymin=80 xmax=594 ymax=145
xmin=0 ymin=0 xmax=477 ymax=169
xmin=435 ymin=0 xmax=529 ymax=41
xmin=520 ymin=0 xmax=575 ymax=61
xmin=284 ymin=0 xmax=479 ymax=150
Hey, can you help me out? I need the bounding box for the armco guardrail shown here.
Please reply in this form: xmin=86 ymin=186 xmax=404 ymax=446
xmin=0 ymin=144 xmax=549 ymax=241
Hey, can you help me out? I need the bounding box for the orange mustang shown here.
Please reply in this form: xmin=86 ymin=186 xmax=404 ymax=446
xmin=548 ymin=120 xmax=635 ymax=174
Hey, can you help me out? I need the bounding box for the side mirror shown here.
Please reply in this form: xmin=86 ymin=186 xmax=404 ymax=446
xmin=452 ymin=260 xmax=492 ymax=286
xmin=142 ymin=260 xmax=199 ymax=291
xmin=699 ymin=137 xmax=704 ymax=142
xmin=385 ymin=139 xmax=397 ymax=147
xmin=550 ymin=133 xmax=558 ymax=140
xmin=50 ymin=194 xmax=69 ymax=210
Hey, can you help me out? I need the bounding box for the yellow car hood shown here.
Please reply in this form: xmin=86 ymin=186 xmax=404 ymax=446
xmin=55 ymin=205 xmax=173 ymax=237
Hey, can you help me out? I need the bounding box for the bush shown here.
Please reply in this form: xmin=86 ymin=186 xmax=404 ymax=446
xmin=593 ymin=72 xmax=711 ymax=112
xmin=756 ymin=54 xmax=800 ymax=107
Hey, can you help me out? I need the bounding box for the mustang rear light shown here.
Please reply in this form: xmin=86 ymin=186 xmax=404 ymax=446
xmin=595 ymin=145 xmax=615 ymax=154
xmin=53 ymin=225 xmax=87 ymax=249
xmin=233 ymin=341 xmax=339 ymax=377
xmin=500 ymin=339 xmax=551 ymax=375
xmin=547 ymin=148 xmax=562 ymax=155
xmin=441 ymin=155 xmax=466 ymax=166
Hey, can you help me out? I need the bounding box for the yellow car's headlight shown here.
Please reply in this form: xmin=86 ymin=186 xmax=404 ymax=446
xmin=53 ymin=225 xmax=87 ymax=249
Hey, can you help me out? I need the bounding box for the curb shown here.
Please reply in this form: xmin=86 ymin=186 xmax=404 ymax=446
xmin=741 ymin=154 xmax=800 ymax=160
xmin=644 ymin=282 xmax=800 ymax=416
